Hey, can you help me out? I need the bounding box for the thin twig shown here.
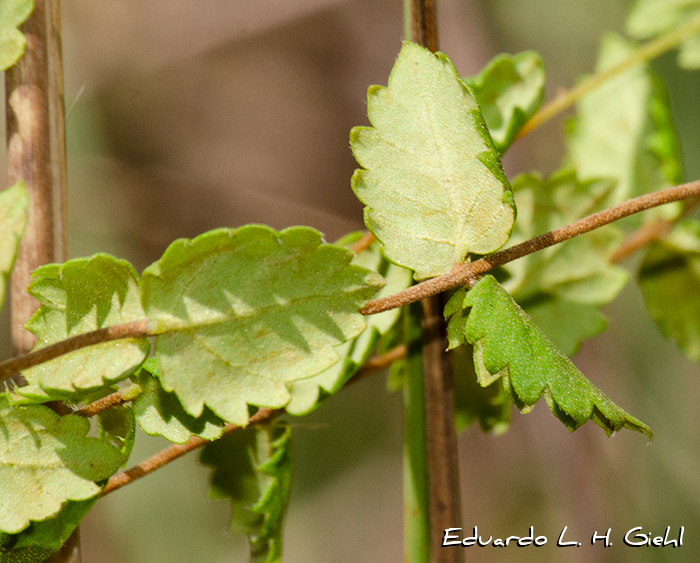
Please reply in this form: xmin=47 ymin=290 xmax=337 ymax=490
xmin=100 ymin=345 xmax=407 ymax=495
xmin=101 ymin=407 xmax=282 ymax=497
xmin=2 ymin=181 xmax=700 ymax=377
xmin=515 ymin=12 xmax=700 ymax=140
xmin=362 ymin=180 xmax=700 ymax=315
xmin=0 ymin=320 xmax=148 ymax=382
xmin=350 ymin=231 xmax=376 ymax=255
xmin=611 ymin=219 xmax=673 ymax=263
xmin=611 ymin=195 xmax=700 ymax=263
xmin=74 ymin=383 xmax=142 ymax=418
xmin=348 ymin=344 xmax=407 ymax=385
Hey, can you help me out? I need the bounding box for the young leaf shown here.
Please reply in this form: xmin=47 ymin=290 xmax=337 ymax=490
xmin=0 ymin=0 xmax=33 ymax=70
xmin=638 ymin=219 xmax=700 ymax=362
xmin=627 ymin=0 xmax=700 ymax=69
xmin=464 ymin=51 xmax=545 ymax=154
xmin=285 ymin=233 xmax=411 ymax=415
xmin=0 ymin=395 xmax=127 ymax=535
xmin=17 ymin=255 xmax=150 ymax=402
xmin=200 ymin=423 xmax=292 ymax=563
xmin=141 ymin=225 xmax=384 ymax=426
xmin=132 ymin=358 xmax=225 ymax=444
xmin=501 ymin=170 xmax=629 ymax=355
xmin=567 ymin=33 xmax=682 ymax=219
xmin=0 ymin=181 xmax=27 ymax=314
xmin=351 ymin=41 xmax=515 ymax=280
xmin=460 ymin=276 xmax=651 ymax=439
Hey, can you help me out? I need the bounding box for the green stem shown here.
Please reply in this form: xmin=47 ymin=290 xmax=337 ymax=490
xmin=517 ymin=12 xmax=700 ymax=139
xmin=403 ymin=303 xmax=430 ymax=563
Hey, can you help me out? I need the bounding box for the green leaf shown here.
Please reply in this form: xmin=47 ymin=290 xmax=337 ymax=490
xmin=285 ymin=233 xmax=411 ymax=415
xmin=97 ymin=404 xmax=135 ymax=464
xmin=0 ymin=0 xmax=33 ymax=70
xmin=460 ymin=275 xmax=651 ymax=439
xmin=567 ymin=33 xmax=682 ymax=219
xmin=132 ymin=358 xmax=225 ymax=444
xmin=17 ymin=255 xmax=150 ymax=403
xmin=638 ymin=219 xmax=700 ymax=361
xmin=141 ymin=225 xmax=384 ymax=426
xmin=0 ymin=394 xmax=127 ymax=535
xmin=450 ymin=341 xmax=510 ymax=434
xmin=351 ymin=41 xmax=516 ymax=280
xmin=0 ymin=181 xmax=27 ymax=314
xmin=627 ymin=0 xmax=700 ymax=69
xmin=0 ymin=545 xmax=54 ymax=563
xmin=0 ymin=498 xmax=96 ymax=562
xmin=501 ymin=170 xmax=629 ymax=355
xmin=465 ymin=51 xmax=545 ymax=154
xmin=200 ymin=423 xmax=292 ymax=563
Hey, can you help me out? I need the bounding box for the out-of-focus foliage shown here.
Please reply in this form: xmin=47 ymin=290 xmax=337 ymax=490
xmin=465 ymin=51 xmax=545 ymax=154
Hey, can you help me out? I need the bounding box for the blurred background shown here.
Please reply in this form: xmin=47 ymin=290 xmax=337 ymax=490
xmin=2 ymin=0 xmax=700 ymax=561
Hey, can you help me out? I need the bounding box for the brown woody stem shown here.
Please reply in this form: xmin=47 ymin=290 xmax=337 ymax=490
xmin=101 ymin=408 xmax=281 ymax=497
xmin=362 ymin=180 xmax=700 ymax=315
xmin=2 ymin=181 xmax=700 ymax=380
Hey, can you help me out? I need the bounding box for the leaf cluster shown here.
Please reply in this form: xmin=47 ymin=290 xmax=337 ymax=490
xmin=2 ymin=3 xmax=700 ymax=560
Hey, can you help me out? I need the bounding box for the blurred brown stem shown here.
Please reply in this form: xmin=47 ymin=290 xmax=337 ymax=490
xmin=409 ymin=3 xmax=463 ymax=563
xmin=6 ymin=0 xmax=71 ymax=559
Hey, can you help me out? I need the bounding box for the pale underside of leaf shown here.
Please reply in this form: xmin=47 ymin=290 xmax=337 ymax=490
xmin=0 ymin=0 xmax=34 ymax=70
xmin=132 ymin=359 xmax=225 ymax=444
xmin=351 ymin=41 xmax=515 ymax=280
xmin=18 ymin=255 xmax=149 ymax=401
xmin=462 ymin=276 xmax=651 ymax=439
xmin=0 ymin=397 xmax=125 ymax=534
xmin=141 ymin=225 xmax=383 ymax=425
xmin=285 ymin=235 xmax=411 ymax=415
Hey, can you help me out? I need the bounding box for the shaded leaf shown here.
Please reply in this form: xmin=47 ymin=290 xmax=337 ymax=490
xmin=460 ymin=275 xmax=651 ymax=439
xmin=627 ymin=0 xmax=700 ymax=69
xmin=0 ymin=395 xmax=126 ymax=535
xmin=97 ymin=404 xmax=135 ymax=463
xmin=0 ymin=181 xmax=27 ymax=314
xmin=132 ymin=358 xmax=225 ymax=444
xmin=141 ymin=225 xmax=384 ymax=426
xmin=200 ymin=423 xmax=292 ymax=563
xmin=0 ymin=498 xmax=96 ymax=562
xmin=351 ymin=41 xmax=515 ymax=280
xmin=17 ymin=255 xmax=150 ymax=403
xmin=465 ymin=51 xmax=545 ymax=154
xmin=502 ymin=170 xmax=628 ymax=355
xmin=285 ymin=233 xmax=411 ymax=415
xmin=0 ymin=0 xmax=33 ymax=70
xmin=449 ymin=339 xmax=510 ymax=434
xmin=639 ymin=219 xmax=700 ymax=361
xmin=567 ymin=33 xmax=682 ymax=220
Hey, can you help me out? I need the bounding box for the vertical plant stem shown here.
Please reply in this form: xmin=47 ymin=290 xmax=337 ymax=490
xmin=6 ymin=0 xmax=68 ymax=355
xmin=403 ymin=304 xmax=431 ymax=563
xmin=406 ymin=2 xmax=463 ymax=562
xmin=5 ymin=0 xmax=72 ymax=560
xmin=420 ymin=295 xmax=462 ymax=563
